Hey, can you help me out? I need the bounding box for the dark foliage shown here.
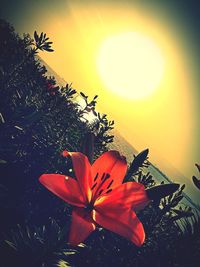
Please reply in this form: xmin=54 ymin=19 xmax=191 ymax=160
xmin=0 ymin=20 xmax=199 ymax=267
xmin=0 ymin=19 xmax=114 ymax=266
xmin=192 ymin=163 xmax=200 ymax=190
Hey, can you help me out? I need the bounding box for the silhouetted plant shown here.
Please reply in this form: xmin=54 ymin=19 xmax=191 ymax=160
xmin=192 ymin=163 xmax=200 ymax=190
xmin=124 ymin=149 xmax=150 ymax=182
xmin=79 ymin=91 xmax=98 ymax=117
xmin=136 ymin=171 xmax=155 ymax=188
xmin=33 ymin=31 xmax=54 ymax=52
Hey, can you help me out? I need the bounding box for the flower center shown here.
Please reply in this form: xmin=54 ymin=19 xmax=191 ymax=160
xmin=84 ymin=202 xmax=94 ymax=212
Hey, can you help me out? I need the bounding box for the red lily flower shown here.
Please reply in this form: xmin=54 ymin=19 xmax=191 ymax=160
xmin=39 ymin=151 xmax=150 ymax=246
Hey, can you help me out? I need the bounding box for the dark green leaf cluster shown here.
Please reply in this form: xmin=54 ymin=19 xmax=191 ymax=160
xmin=137 ymin=171 xmax=155 ymax=188
xmin=60 ymin=83 xmax=76 ymax=99
xmin=34 ymin=31 xmax=54 ymax=52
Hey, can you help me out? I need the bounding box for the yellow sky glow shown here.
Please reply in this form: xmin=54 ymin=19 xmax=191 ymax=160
xmin=40 ymin=3 xmax=195 ymax=180
xmin=96 ymin=31 xmax=164 ymax=99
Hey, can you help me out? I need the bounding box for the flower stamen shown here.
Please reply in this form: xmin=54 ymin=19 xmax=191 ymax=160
xmin=91 ymin=182 xmax=97 ymax=190
xmin=105 ymin=189 xmax=112 ymax=194
xmin=107 ymin=180 xmax=113 ymax=189
xmin=97 ymin=174 xmax=110 ymax=192
xmin=101 ymin=173 xmax=106 ymax=180
xmin=94 ymin=173 xmax=98 ymax=182
xmin=98 ymin=189 xmax=104 ymax=196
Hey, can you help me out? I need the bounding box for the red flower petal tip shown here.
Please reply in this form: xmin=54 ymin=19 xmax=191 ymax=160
xmin=114 ymin=150 xmax=127 ymax=162
xmin=61 ymin=150 xmax=71 ymax=157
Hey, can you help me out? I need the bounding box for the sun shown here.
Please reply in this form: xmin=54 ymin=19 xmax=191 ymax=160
xmin=96 ymin=32 xmax=165 ymax=100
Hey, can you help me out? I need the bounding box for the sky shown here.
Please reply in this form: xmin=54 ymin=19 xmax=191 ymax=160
xmin=1 ymin=0 xmax=200 ymax=195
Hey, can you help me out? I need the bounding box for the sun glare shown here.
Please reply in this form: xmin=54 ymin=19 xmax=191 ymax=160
xmin=97 ymin=32 xmax=165 ymax=100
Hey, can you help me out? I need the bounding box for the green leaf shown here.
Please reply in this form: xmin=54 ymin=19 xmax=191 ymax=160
xmin=5 ymin=240 xmax=17 ymax=251
xmin=192 ymin=176 xmax=200 ymax=190
xmin=172 ymin=208 xmax=193 ymax=217
xmin=124 ymin=149 xmax=149 ymax=182
xmin=45 ymin=41 xmax=53 ymax=45
xmin=195 ymin=163 xmax=200 ymax=172
xmin=146 ymin=183 xmax=180 ymax=200
xmin=171 ymin=195 xmax=183 ymax=207
xmin=80 ymin=92 xmax=87 ymax=99
xmin=43 ymin=47 xmax=54 ymax=52
xmin=34 ymin=31 xmax=38 ymax=42
xmin=180 ymin=184 xmax=185 ymax=191
xmin=39 ymin=32 xmax=43 ymax=44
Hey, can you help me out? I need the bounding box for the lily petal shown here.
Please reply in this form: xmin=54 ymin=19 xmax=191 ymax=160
xmin=39 ymin=174 xmax=85 ymax=207
xmin=69 ymin=207 xmax=96 ymax=246
xmin=95 ymin=182 xmax=150 ymax=211
xmin=92 ymin=208 xmax=145 ymax=246
xmin=91 ymin=151 xmax=127 ymax=197
xmin=69 ymin=152 xmax=92 ymax=202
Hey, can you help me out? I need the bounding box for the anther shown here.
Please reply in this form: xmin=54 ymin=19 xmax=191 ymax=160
xmin=101 ymin=173 xmax=105 ymax=180
xmin=98 ymin=189 xmax=104 ymax=196
xmin=94 ymin=173 xmax=98 ymax=182
xmin=105 ymin=173 xmax=110 ymax=179
xmin=98 ymin=173 xmax=111 ymax=188
xmin=91 ymin=182 xmax=97 ymax=190
xmin=106 ymin=189 xmax=112 ymax=194
xmin=107 ymin=180 xmax=113 ymax=189
xmin=102 ymin=173 xmax=110 ymax=183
